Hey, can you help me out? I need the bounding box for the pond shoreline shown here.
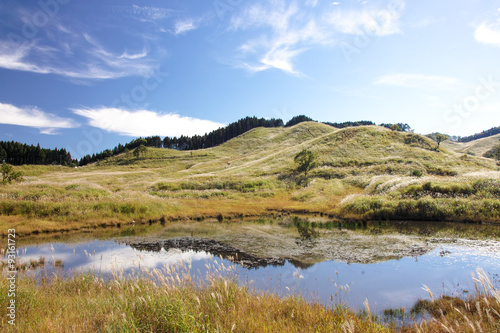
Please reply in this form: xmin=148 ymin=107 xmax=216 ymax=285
xmin=0 ymin=208 xmax=493 ymax=238
xmin=2 ymin=218 xmax=500 ymax=333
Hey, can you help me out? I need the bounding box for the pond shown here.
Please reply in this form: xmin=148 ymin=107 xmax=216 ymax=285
xmin=4 ymin=218 xmax=500 ymax=315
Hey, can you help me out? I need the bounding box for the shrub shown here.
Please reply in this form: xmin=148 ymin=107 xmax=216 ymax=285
xmin=425 ymin=165 xmax=458 ymax=176
xmin=411 ymin=170 xmax=423 ymax=177
xmin=1 ymin=162 xmax=22 ymax=184
xmin=483 ymin=145 xmax=500 ymax=160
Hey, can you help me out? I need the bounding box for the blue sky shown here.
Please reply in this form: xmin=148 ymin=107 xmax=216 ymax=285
xmin=1 ymin=0 xmax=500 ymax=158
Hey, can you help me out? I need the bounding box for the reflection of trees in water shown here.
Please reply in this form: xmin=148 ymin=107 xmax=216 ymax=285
xmin=125 ymin=237 xmax=317 ymax=269
xmin=295 ymin=224 xmax=318 ymax=248
xmin=293 ymin=217 xmax=319 ymax=248
xmin=124 ymin=237 xmax=285 ymax=269
xmin=290 ymin=217 xmax=500 ymax=239
xmin=287 ymin=258 xmax=315 ymax=269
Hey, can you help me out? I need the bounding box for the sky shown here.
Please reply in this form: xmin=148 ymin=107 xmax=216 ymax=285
xmin=1 ymin=0 xmax=500 ymax=159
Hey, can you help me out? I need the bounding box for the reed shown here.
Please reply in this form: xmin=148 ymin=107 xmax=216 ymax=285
xmin=0 ymin=260 xmax=388 ymax=332
xmin=0 ymin=256 xmax=498 ymax=333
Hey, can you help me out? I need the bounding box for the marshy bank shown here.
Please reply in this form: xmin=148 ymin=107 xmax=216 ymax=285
xmin=2 ymin=218 xmax=499 ymax=325
xmin=2 ymin=124 xmax=500 ymax=236
xmin=0 ymin=259 xmax=498 ymax=332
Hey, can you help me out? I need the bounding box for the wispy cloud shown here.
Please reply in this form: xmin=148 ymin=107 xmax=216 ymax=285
xmin=173 ymin=19 xmax=198 ymax=35
xmin=374 ymin=73 xmax=461 ymax=90
xmin=0 ymin=42 xmax=49 ymax=74
xmin=129 ymin=5 xmax=173 ymax=22
xmin=324 ymin=4 xmax=405 ymax=36
xmin=474 ymin=23 xmax=500 ymax=46
xmin=72 ymin=108 xmax=225 ymax=137
xmin=227 ymin=0 xmax=405 ymax=75
xmin=0 ymin=33 xmax=158 ymax=79
xmin=229 ymin=2 xmax=329 ymax=75
xmin=0 ymin=4 xmax=166 ymax=80
xmin=119 ymin=48 xmax=149 ymax=60
xmin=0 ymin=102 xmax=78 ymax=134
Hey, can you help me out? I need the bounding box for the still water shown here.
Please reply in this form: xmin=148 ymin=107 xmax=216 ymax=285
xmin=7 ymin=218 xmax=500 ymax=313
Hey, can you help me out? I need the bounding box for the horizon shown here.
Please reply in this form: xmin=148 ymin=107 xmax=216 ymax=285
xmin=0 ymin=116 xmax=492 ymax=164
xmin=1 ymin=0 xmax=500 ymax=158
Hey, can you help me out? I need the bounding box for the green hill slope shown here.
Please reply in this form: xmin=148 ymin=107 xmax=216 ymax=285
xmin=1 ymin=122 xmax=499 ymax=235
xmin=442 ymin=133 xmax=500 ymax=157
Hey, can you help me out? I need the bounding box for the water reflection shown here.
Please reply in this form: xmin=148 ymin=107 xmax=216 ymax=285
xmin=124 ymin=237 xmax=285 ymax=269
xmin=2 ymin=219 xmax=500 ymax=313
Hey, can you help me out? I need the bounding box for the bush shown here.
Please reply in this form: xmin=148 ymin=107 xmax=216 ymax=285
xmin=411 ymin=170 xmax=423 ymax=177
xmin=152 ymin=180 xmax=276 ymax=193
xmin=425 ymin=165 xmax=457 ymax=176
xmin=483 ymin=145 xmax=500 ymax=160
xmin=1 ymin=162 xmax=22 ymax=184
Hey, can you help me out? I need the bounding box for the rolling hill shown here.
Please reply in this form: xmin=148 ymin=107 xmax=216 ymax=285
xmin=442 ymin=133 xmax=500 ymax=158
xmin=1 ymin=122 xmax=499 ymax=235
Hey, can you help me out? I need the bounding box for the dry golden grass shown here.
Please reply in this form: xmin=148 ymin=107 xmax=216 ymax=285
xmin=402 ymin=269 xmax=500 ymax=333
xmin=443 ymin=133 xmax=500 ymax=157
xmin=1 ymin=122 xmax=499 ymax=234
xmin=0 ymin=261 xmax=390 ymax=333
xmin=0 ymin=261 xmax=498 ymax=333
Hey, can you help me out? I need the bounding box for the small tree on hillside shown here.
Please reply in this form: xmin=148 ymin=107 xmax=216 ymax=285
xmin=133 ymin=145 xmax=148 ymax=159
xmin=390 ymin=124 xmax=402 ymax=131
xmin=436 ymin=134 xmax=449 ymax=149
xmin=124 ymin=148 xmax=131 ymax=159
xmin=1 ymin=162 xmax=22 ymax=184
xmin=285 ymin=115 xmax=314 ymax=127
xmin=294 ymin=149 xmax=317 ymax=177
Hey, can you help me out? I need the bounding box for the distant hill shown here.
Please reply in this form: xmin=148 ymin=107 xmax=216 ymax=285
xmin=442 ymin=133 xmax=500 ymax=157
xmin=457 ymin=126 xmax=500 ymax=142
xmin=6 ymin=114 xmax=483 ymax=168
xmin=79 ymin=116 xmax=284 ymax=166
xmin=77 ymin=116 xmax=395 ymax=166
xmin=93 ymin=121 xmax=485 ymax=180
xmin=3 ymin=121 xmax=498 ymax=230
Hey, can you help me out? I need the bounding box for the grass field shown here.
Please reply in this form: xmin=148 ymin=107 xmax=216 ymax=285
xmin=0 ymin=264 xmax=498 ymax=332
xmin=442 ymin=132 xmax=500 ymax=157
xmin=1 ymin=122 xmax=499 ymax=235
xmin=1 ymin=122 xmax=500 ymax=333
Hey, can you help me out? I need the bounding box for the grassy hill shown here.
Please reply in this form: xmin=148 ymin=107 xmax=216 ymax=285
xmin=1 ymin=122 xmax=499 ymax=235
xmin=442 ymin=133 xmax=500 ymax=157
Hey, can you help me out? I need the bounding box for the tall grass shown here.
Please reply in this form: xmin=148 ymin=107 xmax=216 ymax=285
xmin=342 ymin=196 xmax=500 ymax=222
xmin=403 ymin=268 xmax=500 ymax=333
xmin=0 ymin=262 xmax=498 ymax=332
xmin=0 ymin=261 xmax=388 ymax=333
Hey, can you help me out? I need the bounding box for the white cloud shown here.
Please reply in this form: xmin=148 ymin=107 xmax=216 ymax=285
xmin=119 ymin=48 xmax=149 ymax=60
xmin=0 ymin=42 xmax=49 ymax=74
xmin=0 ymin=35 xmax=157 ymax=79
xmin=474 ymin=23 xmax=500 ymax=46
xmin=324 ymin=1 xmax=405 ymax=36
xmin=374 ymin=73 xmax=461 ymax=90
xmin=130 ymin=5 xmax=173 ymax=22
xmin=227 ymin=0 xmax=405 ymax=75
xmin=0 ymin=6 xmax=165 ymax=81
xmin=173 ymin=19 xmax=197 ymax=35
xmin=72 ymin=108 xmax=225 ymax=137
xmin=229 ymin=2 xmax=332 ymax=75
xmin=0 ymin=102 xmax=78 ymax=134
